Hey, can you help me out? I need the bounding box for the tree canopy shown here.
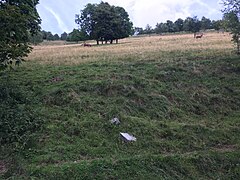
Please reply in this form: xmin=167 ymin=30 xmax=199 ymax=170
xmin=75 ymin=2 xmax=133 ymax=44
xmin=146 ymin=16 xmax=217 ymax=36
xmin=222 ymin=0 xmax=240 ymax=54
xmin=66 ymin=29 xmax=88 ymax=43
xmin=0 ymin=0 xmax=41 ymax=69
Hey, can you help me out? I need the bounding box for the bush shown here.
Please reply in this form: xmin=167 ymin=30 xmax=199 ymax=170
xmin=0 ymin=80 xmax=43 ymax=150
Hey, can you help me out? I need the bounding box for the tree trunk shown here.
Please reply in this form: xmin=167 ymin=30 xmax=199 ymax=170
xmin=116 ymin=39 xmax=118 ymax=44
xmin=110 ymin=39 xmax=113 ymax=44
xmin=97 ymin=40 xmax=99 ymax=45
xmin=105 ymin=40 xmax=107 ymax=44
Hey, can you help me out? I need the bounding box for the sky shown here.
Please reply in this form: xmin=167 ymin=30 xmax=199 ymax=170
xmin=37 ymin=0 xmax=224 ymax=35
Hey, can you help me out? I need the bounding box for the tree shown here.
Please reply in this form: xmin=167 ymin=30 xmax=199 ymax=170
xmin=0 ymin=0 xmax=41 ymax=70
xmin=155 ymin=23 xmax=168 ymax=34
xmin=183 ymin=17 xmax=193 ymax=32
xmin=53 ymin=34 xmax=60 ymax=41
xmin=134 ymin=27 xmax=144 ymax=35
xmin=222 ymin=0 xmax=240 ymax=54
xmin=155 ymin=23 xmax=164 ymax=34
xmin=212 ymin=20 xmax=223 ymax=31
xmin=144 ymin=24 xmax=154 ymax=34
xmin=200 ymin=16 xmax=212 ymax=30
xmin=61 ymin=32 xmax=68 ymax=41
xmin=76 ymin=2 xmax=133 ymax=45
xmin=29 ymin=31 xmax=43 ymax=45
xmin=66 ymin=29 xmax=88 ymax=43
xmin=112 ymin=6 xmax=133 ymax=43
xmin=166 ymin=20 xmax=175 ymax=33
xmin=183 ymin=16 xmax=201 ymax=37
xmin=174 ymin=18 xmax=184 ymax=32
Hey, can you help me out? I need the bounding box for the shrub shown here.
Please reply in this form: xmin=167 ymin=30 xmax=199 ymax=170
xmin=0 ymin=80 xmax=43 ymax=150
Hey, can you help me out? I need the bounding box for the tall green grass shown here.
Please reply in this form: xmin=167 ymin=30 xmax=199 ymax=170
xmin=1 ymin=40 xmax=240 ymax=179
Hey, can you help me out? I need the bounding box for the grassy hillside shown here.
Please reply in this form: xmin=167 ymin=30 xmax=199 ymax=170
xmin=1 ymin=33 xmax=240 ymax=179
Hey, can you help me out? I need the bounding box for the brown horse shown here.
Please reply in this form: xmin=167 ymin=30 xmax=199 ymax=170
xmin=83 ymin=43 xmax=92 ymax=47
xmin=195 ymin=33 xmax=203 ymax=39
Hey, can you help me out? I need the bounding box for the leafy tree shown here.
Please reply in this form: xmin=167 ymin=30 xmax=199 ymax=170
xmin=61 ymin=32 xmax=68 ymax=41
xmin=144 ymin=24 xmax=154 ymax=34
xmin=212 ymin=20 xmax=223 ymax=31
xmin=155 ymin=23 xmax=168 ymax=34
xmin=76 ymin=2 xmax=133 ymax=45
xmin=66 ymin=29 xmax=88 ymax=43
xmin=0 ymin=0 xmax=41 ymax=70
xmin=29 ymin=31 xmax=43 ymax=45
xmin=112 ymin=6 xmax=133 ymax=43
xmin=183 ymin=16 xmax=201 ymax=37
xmin=155 ymin=23 xmax=163 ymax=34
xmin=75 ymin=3 xmax=96 ymax=38
xmin=183 ymin=17 xmax=193 ymax=32
xmin=53 ymin=34 xmax=60 ymax=41
xmin=42 ymin=30 xmax=48 ymax=40
xmin=200 ymin=16 xmax=212 ymax=30
xmin=91 ymin=2 xmax=114 ymax=44
xmin=134 ymin=27 xmax=144 ymax=35
xmin=222 ymin=0 xmax=240 ymax=54
xmin=166 ymin=20 xmax=175 ymax=33
xmin=174 ymin=18 xmax=184 ymax=32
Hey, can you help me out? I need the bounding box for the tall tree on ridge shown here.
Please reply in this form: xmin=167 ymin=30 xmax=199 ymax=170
xmin=75 ymin=2 xmax=133 ymax=45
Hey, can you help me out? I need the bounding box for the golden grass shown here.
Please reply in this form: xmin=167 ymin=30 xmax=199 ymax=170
xmin=27 ymin=32 xmax=233 ymax=65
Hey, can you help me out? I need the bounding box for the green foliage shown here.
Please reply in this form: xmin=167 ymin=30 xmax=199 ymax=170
xmin=29 ymin=31 xmax=43 ymax=45
xmin=143 ymin=24 xmax=154 ymax=34
xmin=155 ymin=16 xmax=214 ymax=35
xmin=42 ymin=30 xmax=54 ymax=41
xmin=133 ymin=27 xmax=144 ymax=35
xmin=76 ymin=2 xmax=133 ymax=44
xmin=201 ymin=16 xmax=212 ymax=30
xmin=61 ymin=32 xmax=68 ymax=41
xmin=174 ymin=18 xmax=184 ymax=32
xmin=0 ymin=78 xmax=43 ymax=150
xmin=212 ymin=20 xmax=223 ymax=31
xmin=183 ymin=16 xmax=201 ymax=33
xmin=53 ymin=34 xmax=60 ymax=41
xmin=222 ymin=0 xmax=240 ymax=54
xmin=0 ymin=0 xmax=41 ymax=70
xmin=66 ymin=29 xmax=88 ymax=42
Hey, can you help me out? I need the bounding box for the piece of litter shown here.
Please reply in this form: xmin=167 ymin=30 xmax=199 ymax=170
xmin=120 ymin=132 xmax=136 ymax=142
xmin=110 ymin=117 xmax=120 ymax=125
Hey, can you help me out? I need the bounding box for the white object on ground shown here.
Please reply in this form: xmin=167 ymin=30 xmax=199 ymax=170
xmin=120 ymin=132 xmax=137 ymax=142
xmin=110 ymin=117 xmax=120 ymax=125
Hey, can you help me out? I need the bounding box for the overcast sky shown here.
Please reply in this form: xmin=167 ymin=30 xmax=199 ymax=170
xmin=37 ymin=0 xmax=223 ymax=35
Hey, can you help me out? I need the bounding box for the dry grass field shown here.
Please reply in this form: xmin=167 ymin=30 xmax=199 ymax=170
xmin=28 ymin=32 xmax=233 ymax=65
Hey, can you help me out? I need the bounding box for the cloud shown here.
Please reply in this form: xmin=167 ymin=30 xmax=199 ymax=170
xmin=42 ymin=5 xmax=70 ymax=33
xmin=104 ymin=0 xmax=222 ymax=28
xmin=37 ymin=0 xmax=222 ymax=34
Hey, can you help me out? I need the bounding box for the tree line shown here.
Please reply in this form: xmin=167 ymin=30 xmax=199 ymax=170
xmin=29 ymin=29 xmax=91 ymax=44
xmin=32 ymin=16 xmax=223 ymax=44
xmin=135 ymin=16 xmax=223 ymax=35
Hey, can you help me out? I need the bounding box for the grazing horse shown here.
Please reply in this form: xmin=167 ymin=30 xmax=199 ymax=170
xmin=83 ymin=43 xmax=92 ymax=47
xmin=195 ymin=33 xmax=203 ymax=39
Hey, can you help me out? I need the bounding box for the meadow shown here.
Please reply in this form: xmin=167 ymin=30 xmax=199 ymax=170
xmin=1 ymin=32 xmax=240 ymax=179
